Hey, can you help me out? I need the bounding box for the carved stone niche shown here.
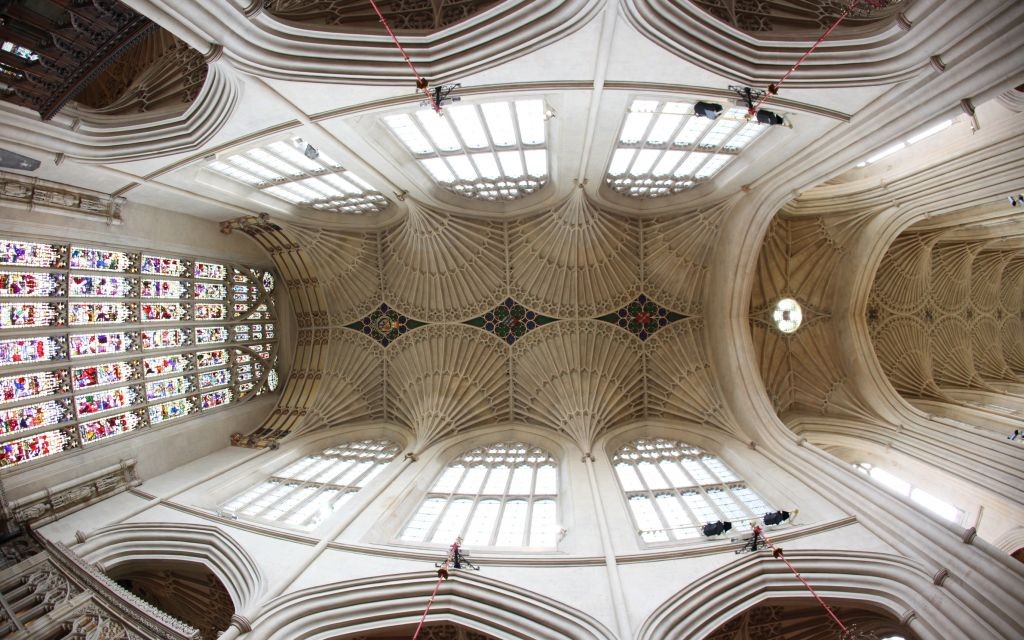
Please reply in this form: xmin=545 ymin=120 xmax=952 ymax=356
xmin=265 ymin=0 xmax=500 ymax=30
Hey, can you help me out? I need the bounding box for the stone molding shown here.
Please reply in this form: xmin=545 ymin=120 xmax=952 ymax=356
xmin=8 ymin=460 xmax=140 ymax=528
xmin=0 ymin=60 xmax=241 ymax=164
xmin=76 ymin=522 xmax=265 ymax=612
xmin=0 ymin=171 xmax=125 ymax=223
xmin=243 ymin=570 xmax=616 ymax=640
xmin=0 ymin=540 xmax=200 ymax=639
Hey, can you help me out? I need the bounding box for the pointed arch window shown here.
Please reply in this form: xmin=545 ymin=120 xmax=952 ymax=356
xmin=221 ymin=439 xmax=400 ymax=530
xmin=400 ymin=442 xmax=560 ymax=549
xmin=614 ymin=438 xmax=774 ymax=543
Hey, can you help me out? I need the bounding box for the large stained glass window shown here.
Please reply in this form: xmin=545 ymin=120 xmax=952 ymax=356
xmin=0 ymin=236 xmax=281 ymax=468
xmin=613 ymin=438 xmax=775 ymax=543
xmin=221 ymin=440 xmax=400 ymax=530
xmin=400 ymin=442 xmax=561 ymax=549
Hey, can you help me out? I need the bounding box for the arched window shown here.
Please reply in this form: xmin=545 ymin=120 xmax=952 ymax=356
xmin=854 ymin=463 xmax=965 ymax=524
xmin=221 ymin=439 xmax=400 ymax=530
xmin=400 ymin=442 xmax=559 ymax=549
xmin=0 ymin=237 xmax=280 ymax=469
xmin=613 ymin=438 xmax=773 ymax=543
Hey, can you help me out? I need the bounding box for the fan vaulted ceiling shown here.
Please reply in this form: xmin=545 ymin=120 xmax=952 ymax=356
xmin=0 ymin=0 xmax=1022 ymax=454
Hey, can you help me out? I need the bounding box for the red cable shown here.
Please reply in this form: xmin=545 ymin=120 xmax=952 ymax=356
xmin=757 ymin=529 xmax=849 ymax=633
xmin=368 ymin=0 xmax=442 ymax=113
xmin=749 ymin=0 xmax=864 ymax=116
xmin=411 ymin=541 xmax=459 ymax=640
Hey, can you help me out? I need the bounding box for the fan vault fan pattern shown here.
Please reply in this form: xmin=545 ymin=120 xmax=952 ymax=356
xmin=233 ymin=192 xmax=731 ymax=451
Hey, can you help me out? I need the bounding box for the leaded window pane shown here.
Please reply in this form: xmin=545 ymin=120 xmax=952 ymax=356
xmin=221 ymin=439 xmax=399 ymax=530
xmin=614 ymin=438 xmax=774 ymax=542
xmin=401 ymin=441 xmax=560 ymax=549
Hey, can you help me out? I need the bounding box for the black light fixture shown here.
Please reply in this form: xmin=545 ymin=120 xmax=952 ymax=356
xmin=763 ymin=510 xmax=791 ymax=526
xmin=702 ymin=520 xmax=732 ymax=537
xmin=694 ymin=101 xmax=723 ymax=120
xmin=755 ymin=109 xmax=785 ymax=126
xmin=1010 ymin=195 xmax=1024 ymax=207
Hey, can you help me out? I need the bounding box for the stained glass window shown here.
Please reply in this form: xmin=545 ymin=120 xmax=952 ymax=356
xmin=142 ymin=328 xmax=189 ymax=351
xmin=196 ymin=326 xmax=227 ymax=344
xmin=70 ymin=332 xmax=133 ymax=358
xmin=141 ymin=279 xmax=188 ymax=299
xmin=0 ymin=370 xmax=65 ymax=404
xmin=199 ymin=369 xmax=230 ymax=389
xmin=1 ymin=400 xmax=70 ymax=436
xmin=0 ymin=236 xmax=279 ymax=467
xmin=145 ymin=376 xmax=191 ymax=401
xmin=141 ymin=303 xmax=188 ymax=322
xmin=149 ymin=397 xmax=194 ymax=424
xmin=0 ymin=271 xmax=62 ymax=297
xmin=80 ymin=411 xmax=142 ymax=443
xmin=69 ymin=303 xmax=134 ymax=326
xmin=0 ymin=241 xmax=63 ymax=268
xmin=73 ymin=362 xmax=134 ymax=389
xmin=141 ymin=255 xmax=187 ymax=276
xmin=194 ymin=262 xmax=226 ymax=281
xmin=0 ymin=337 xmax=63 ymax=366
xmin=614 ymin=438 xmax=774 ymax=543
xmin=69 ymin=247 xmax=132 ymax=272
xmin=194 ymin=283 xmax=226 ymax=300
xmin=194 ymin=303 xmax=225 ymax=321
xmin=196 ymin=349 xmax=227 ymax=368
xmin=401 ymin=442 xmax=560 ymax=548
xmin=0 ymin=303 xmax=61 ymax=328
xmin=70 ymin=275 xmax=133 ymax=298
xmin=144 ymin=354 xmax=189 ymax=377
xmin=201 ymin=389 xmax=231 ymax=409
xmin=221 ymin=439 xmax=400 ymax=530
xmin=1 ymin=428 xmax=76 ymax=467
xmin=76 ymin=387 xmax=137 ymax=417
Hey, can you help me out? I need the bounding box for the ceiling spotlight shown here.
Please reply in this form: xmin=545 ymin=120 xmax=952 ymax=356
xmin=763 ymin=510 xmax=791 ymax=526
xmin=694 ymin=101 xmax=723 ymax=120
xmin=543 ymin=107 xmax=557 ymax=121
xmin=702 ymin=520 xmax=732 ymax=537
xmin=1010 ymin=195 xmax=1021 ymax=207
xmin=756 ymin=109 xmax=785 ymax=126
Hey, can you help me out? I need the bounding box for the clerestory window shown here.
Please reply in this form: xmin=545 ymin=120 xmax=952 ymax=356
xmin=400 ymin=442 xmax=560 ymax=548
xmin=614 ymin=438 xmax=774 ymax=543
xmin=221 ymin=439 xmax=400 ymax=530
xmin=606 ymin=99 xmax=771 ymax=199
xmin=384 ymin=100 xmax=549 ymax=201
xmin=207 ymin=138 xmax=389 ymax=215
xmin=854 ymin=463 xmax=965 ymax=524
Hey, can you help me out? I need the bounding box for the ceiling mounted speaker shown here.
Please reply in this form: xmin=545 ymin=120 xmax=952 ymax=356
xmin=0 ymin=148 xmax=41 ymax=172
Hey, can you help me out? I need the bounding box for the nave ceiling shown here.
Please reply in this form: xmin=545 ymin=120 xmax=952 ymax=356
xmin=0 ymin=0 xmax=1021 ymax=454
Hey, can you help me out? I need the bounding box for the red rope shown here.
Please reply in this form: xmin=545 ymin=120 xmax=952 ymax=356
xmin=367 ymin=0 xmax=442 ymax=113
xmin=749 ymin=0 xmax=865 ymax=116
xmin=757 ymin=528 xmax=849 ymax=633
xmin=411 ymin=541 xmax=459 ymax=640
